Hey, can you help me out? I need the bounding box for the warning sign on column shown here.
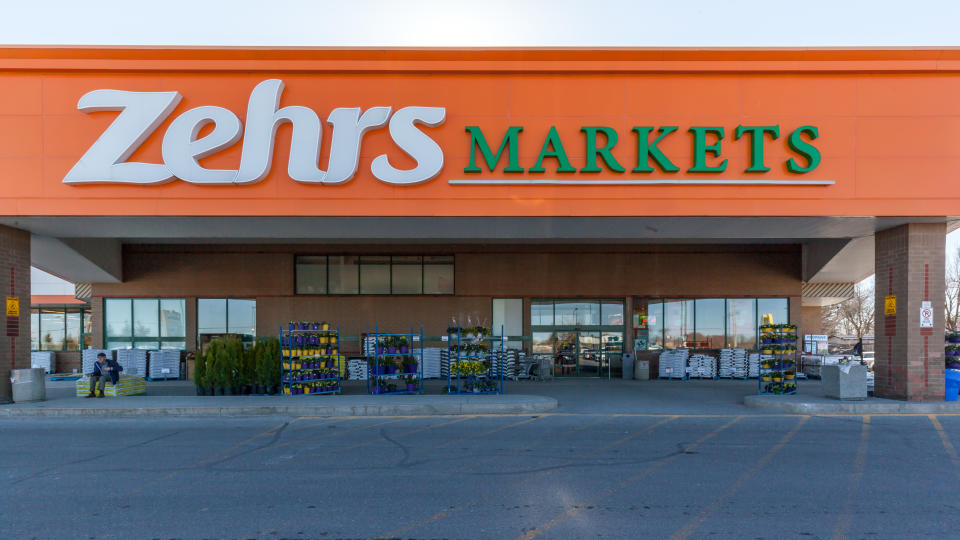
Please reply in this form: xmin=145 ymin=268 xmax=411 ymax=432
xmin=884 ymin=295 xmax=897 ymax=316
xmin=920 ymin=300 xmax=934 ymax=328
xmin=5 ymin=296 xmax=18 ymax=317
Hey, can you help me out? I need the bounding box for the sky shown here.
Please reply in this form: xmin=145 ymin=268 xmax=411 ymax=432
xmin=6 ymin=0 xmax=959 ymax=285
xmin=3 ymin=0 xmax=960 ymax=47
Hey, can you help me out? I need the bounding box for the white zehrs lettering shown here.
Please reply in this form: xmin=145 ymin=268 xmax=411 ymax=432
xmin=63 ymin=79 xmax=446 ymax=186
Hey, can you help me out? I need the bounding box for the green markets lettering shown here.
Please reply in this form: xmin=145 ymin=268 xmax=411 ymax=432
xmin=464 ymin=125 xmax=821 ymax=174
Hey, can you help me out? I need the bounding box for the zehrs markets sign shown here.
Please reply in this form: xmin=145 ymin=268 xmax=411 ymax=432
xmin=64 ymin=79 xmax=828 ymax=187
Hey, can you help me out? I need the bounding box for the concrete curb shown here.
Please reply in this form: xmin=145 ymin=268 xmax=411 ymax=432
xmin=0 ymin=395 xmax=558 ymax=418
xmin=744 ymin=394 xmax=960 ymax=414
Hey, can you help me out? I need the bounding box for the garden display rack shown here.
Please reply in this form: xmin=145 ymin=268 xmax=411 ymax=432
xmin=758 ymin=323 xmax=799 ymax=395
xmin=946 ymin=331 xmax=960 ymax=370
xmin=447 ymin=325 xmax=505 ymax=395
xmin=366 ymin=325 xmax=424 ymax=395
xmin=279 ymin=321 xmax=341 ymax=396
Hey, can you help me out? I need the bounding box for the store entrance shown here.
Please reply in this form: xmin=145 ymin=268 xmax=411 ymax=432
xmin=531 ymin=299 xmax=624 ymax=378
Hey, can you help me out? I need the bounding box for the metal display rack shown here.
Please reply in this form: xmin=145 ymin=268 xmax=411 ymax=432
xmin=758 ymin=324 xmax=798 ymax=395
xmin=447 ymin=325 xmax=505 ymax=394
xmin=280 ymin=322 xmax=341 ymax=395
xmin=366 ymin=325 xmax=424 ymax=395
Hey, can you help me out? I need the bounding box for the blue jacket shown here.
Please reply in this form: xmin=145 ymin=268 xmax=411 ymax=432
xmin=92 ymin=358 xmax=123 ymax=384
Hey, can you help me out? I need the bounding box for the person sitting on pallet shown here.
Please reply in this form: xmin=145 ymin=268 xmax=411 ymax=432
xmin=86 ymin=352 xmax=123 ymax=398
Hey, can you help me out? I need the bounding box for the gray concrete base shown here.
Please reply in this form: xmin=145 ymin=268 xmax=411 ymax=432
xmin=0 ymin=394 xmax=557 ymax=418
xmin=744 ymin=394 xmax=960 ymax=414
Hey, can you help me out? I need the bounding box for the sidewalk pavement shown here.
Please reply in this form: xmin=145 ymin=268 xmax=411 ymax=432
xmin=744 ymin=391 xmax=960 ymax=414
xmin=0 ymin=379 xmax=557 ymax=418
xmin=4 ymin=376 xmax=960 ymax=418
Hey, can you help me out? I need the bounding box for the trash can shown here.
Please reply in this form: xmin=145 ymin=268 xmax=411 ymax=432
xmin=946 ymin=369 xmax=960 ymax=402
xmin=622 ymin=353 xmax=634 ymax=380
xmin=11 ymin=368 xmax=46 ymax=403
xmin=635 ymin=360 xmax=650 ymax=381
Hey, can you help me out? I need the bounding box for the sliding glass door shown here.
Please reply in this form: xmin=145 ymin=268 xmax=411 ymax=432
xmin=530 ymin=299 xmax=625 ymax=377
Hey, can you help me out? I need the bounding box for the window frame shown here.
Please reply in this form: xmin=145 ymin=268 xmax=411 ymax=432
xmin=294 ymin=254 xmax=454 ymax=296
xmin=633 ymin=297 xmax=790 ymax=352
xmin=30 ymin=307 xmax=91 ymax=352
xmin=102 ymin=298 xmax=187 ymax=350
xmin=197 ymin=298 xmax=257 ymax=343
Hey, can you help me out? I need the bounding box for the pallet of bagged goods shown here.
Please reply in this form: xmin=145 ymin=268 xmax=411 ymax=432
xmin=658 ymin=349 xmax=689 ymax=379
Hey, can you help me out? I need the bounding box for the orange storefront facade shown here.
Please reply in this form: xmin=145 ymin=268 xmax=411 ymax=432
xmin=0 ymin=47 xmax=956 ymax=400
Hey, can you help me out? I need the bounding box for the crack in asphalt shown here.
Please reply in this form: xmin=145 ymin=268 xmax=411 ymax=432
xmin=10 ymin=429 xmax=183 ymax=485
xmin=204 ymin=421 xmax=291 ymax=470
xmin=380 ymin=427 xmax=413 ymax=467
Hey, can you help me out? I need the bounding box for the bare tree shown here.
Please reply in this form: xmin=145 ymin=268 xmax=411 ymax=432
xmin=821 ymin=281 xmax=875 ymax=338
xmin=946 ymin=246 xmax=960 ymax=332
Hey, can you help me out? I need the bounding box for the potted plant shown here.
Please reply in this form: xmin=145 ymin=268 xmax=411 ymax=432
xmin=398 ymin=336 xmax=410 ymax=354
xmin=386 ymin=336 xmax=398 ymax=355
xmin=194 ymin=346 xmax=207 ymax=396
xmin=405 ymin=375 xmax=418 ymax=392
xmin=387 ymin=382 xmax=397 ymax=393
xmin=264 ymin=337 xmax=281 ymax=394
xmin=402 ymin=356 xmax=418 ymax=374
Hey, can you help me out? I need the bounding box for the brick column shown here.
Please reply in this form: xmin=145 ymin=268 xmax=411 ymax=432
xmin=874 ymin=223 xmax=946 ymax=401
xmin=0 ymin=225 xmax=30 ymax=404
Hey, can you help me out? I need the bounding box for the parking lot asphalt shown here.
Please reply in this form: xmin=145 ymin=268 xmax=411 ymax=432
xmin=4 ymin=410 xmax=960 ymax=539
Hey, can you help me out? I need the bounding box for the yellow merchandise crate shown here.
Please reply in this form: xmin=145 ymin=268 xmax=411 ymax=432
xmin=76 ymin=375 xmax=147 ymax=397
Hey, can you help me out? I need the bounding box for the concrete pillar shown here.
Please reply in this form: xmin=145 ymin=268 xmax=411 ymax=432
xmin=90 ymin=296 xmax=104 ymax=348
xmin=0 ymin=225 xmax=30 ymax=404
xmin=800 ymin=305 xmax=824 ymax=337
xmin=874 ymin=223 xmax=946 ymax=401
xmin=185 ymin=296 xmax=198 ymax=352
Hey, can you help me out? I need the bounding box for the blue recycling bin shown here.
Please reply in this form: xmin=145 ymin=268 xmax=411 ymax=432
xmin=945 ymin=369 xmax=960 ymax=401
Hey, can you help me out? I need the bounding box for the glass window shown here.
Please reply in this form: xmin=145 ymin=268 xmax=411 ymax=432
xmin=663 ymin=299 xmax=694 ymax=349
xmin=227 ymin=299 xmax=257 ymax=336
xmin=133 ymin=299 xmax=159 ymax=337
xmin=555 ymin=301 xmax=599 ymax=326
xmin=39 ymin=309 xmax=65 ymax=351
xmin=391 ymin=257 xmax=422 ymax=294
xmin=726 ymin=299 xmax=757 ymax=350
xmin=82 ymin=310 xmax=93 ymax=349
xmin=105 ymin=298 xmax=185 ymax=350
xmin=65 ymin=311 xmax=82 ymax=351
xmin=532 ymin=331 xmax=556 ymax=354
xmin=423 ymin=263 xmax=453 ymax=294
xmin=105 ymin=298 xmax=131 ymax=338
xmin=160 ymin=299 xmax=186 ymax=337
xmin=199 ymin=298 xmax=256 ymax=338
xmin=30 ymin=309 xmax=39 ymax=351
xmin=694 ymin=298 xmax=725 ymax=349
xmin=602 ymin=302 xmax=624 ymax=326
xmin=603 ymin=332 xmax=624 ymax=352
xmin=633 ymin=299 xmax=663 ymax=351
xmin=531 ymin=301 xmax=554 ymax=326
xmin=295 ymin=254 xmax=452 ymax=295
xmin=328 ymin=256 xmax=359 ymax=294
xmin=647 ymin=301 xmax=664 ymax=350
xmin=162 ymin=341 xmax=186 ymax=350
xmin=360 ymin=256 xmax=390 ymax=294
xmin=555 ymin=302 xmax=577 ymax=326
xmin=295 ymin=255 xmax=327 ymax=294
xmin=577 ymin=303 xmax=601 ymax=326
xmin=758 ymin=298 xmax=789 ymax=326
xmin=198 ymin=299 xmax=227 ymax=335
